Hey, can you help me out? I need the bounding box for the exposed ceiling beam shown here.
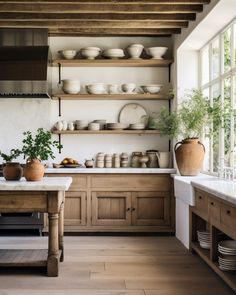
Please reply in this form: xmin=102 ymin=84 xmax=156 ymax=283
xmin=0 ymin=3 xmax=204 ymax=13
xmin=0 ymin=20 xmax=188 ymax=28
xmin=0 ymin=12 xmax=196 ymax=21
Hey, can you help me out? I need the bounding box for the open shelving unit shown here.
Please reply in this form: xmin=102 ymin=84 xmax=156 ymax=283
xmin=52 ymin=129 xmax=160 ymax=135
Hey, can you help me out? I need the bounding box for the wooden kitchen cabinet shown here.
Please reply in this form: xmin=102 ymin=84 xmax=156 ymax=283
xmin=132 ymin=192 xmax=170 ymax=226
xmin=45 ymin=173 xmax=174 ymax=233
xmin=64 ymin=192 xmax=86 ymax=226
xmin=91 ymin=191 xmax=132 ymax=226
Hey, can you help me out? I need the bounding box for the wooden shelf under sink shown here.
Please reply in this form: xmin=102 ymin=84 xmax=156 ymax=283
xmin=52 ymin=93 xmax=172 ymax=101
xmin=52 ymin=58 xmax=173 ymax=67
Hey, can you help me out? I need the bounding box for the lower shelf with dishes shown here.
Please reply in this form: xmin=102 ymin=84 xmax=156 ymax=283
xmin=190 ymin=190 xmax=236 ymax=292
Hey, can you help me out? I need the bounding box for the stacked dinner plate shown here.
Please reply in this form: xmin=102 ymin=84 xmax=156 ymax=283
xmin=197 ymin=230 xmax=211 ymax=249
xmin=129 ymin=123 xmax=146 ymax=130
xmin=218 ymin=240 xmax=236 ymax=271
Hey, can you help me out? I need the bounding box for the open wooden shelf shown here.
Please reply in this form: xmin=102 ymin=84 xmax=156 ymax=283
xmin=191 ymin=242 xmax=236 ymax=292
xmin=52 ymin=130 xmax=160 ymax=135
xmin=52 ymin=58 xmax=173 ymax=67
xmin=52 ymin=93 xmax=172 ymax=101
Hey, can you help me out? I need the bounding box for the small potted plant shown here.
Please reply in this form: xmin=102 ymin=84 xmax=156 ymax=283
xmin=0 ymin=149 xmax=22 ymax=180
xmin=21 ymin=128 xmax=62 ymax=181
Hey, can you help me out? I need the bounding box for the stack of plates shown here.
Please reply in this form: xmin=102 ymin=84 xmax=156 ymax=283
xmin=218 ymin=240 xmax=236 ymax=271
xmin=106 ymin=123 xmax=129 ymax=130
xmin=129 ymin=123 xmax=146 ymax=130
xmin=197 ymin=230 xmax=211 ymax=249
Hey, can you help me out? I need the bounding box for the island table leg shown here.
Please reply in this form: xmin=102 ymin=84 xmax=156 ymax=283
xmin=59 ymin=201 xmax=64 ymax=262
xmin=47 ymin=213 xmax=59 ymax=277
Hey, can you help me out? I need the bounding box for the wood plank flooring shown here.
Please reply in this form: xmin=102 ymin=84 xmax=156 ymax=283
xmin=0 ymin=236 xmax=234 ymax=295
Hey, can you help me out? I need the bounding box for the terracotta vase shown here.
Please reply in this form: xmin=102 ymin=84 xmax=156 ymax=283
xmin=23 ymin=159 xmax=45 ymax=181
xmin=174 ymin=138 xmax=205 ymax=176
xmin=3 ymin=162 xmax=23 ymax=181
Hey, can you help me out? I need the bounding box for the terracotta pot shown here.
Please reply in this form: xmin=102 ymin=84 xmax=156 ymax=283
xmin=3 ymin=162 xmax=23 ymax=181
xmin=23 ymin=159 xmax=45 ymax=181
xmin=174 ymin=138 xmax=205 ymax=176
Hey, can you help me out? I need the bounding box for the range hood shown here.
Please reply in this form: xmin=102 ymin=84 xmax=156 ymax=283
xmin=0 ymin=28 xmax=50 ymax=98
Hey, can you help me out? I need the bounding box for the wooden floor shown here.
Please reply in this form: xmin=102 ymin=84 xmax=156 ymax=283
xmin=0 ymin=236 xmax=234 ymax=295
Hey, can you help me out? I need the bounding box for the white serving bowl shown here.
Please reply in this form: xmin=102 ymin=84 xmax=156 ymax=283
xmin=145 ymin=47 xmax=168 ymax=59
xmin=140 ymin=84 xmax=162 ymax=94
xmin=80 ymin=47 xmax=101 ymax=60
xmin=58 ymin=50 xmax=77 ymax=60
xmin=86 ymin=83 xmax=107 ymax=94
xmin=126 ymin=44 xmax=144 ymax=59
xmin=103 ymin=48 xmax=125 ymax=59
xmin=88 ymin=122 xmax=100 ymax=131
xmin=121 ymin=83 xmax=136 ymax=93
xmin=62 ymin=79 xmax=80 ymax=94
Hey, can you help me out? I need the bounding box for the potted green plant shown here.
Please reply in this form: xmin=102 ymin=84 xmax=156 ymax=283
xmin=0 ymin=149 xmax=22 ymax=180
xmin=21 ymin=128 xmax=62 ymax=181
xmin=156 ymin=89 xmax=228 ymax=176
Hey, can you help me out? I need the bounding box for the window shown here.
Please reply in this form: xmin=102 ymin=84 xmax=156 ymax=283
xmin=200 ymin=19 xmax=236 ymax=174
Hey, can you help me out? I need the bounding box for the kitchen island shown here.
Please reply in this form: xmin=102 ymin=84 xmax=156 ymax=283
xmin=0 ymin=177 xmax=72 ymax=277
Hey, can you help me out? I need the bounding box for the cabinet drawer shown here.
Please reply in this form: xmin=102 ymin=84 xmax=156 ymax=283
xmin=220 ymin=204 xmax=236 ymax=230
xmin=47 ymin=174 xmax=87 ymax=191
xmin=91 ymin=175 xmax=170 ymax=191
xmin=195 ymin=190 xmax=208 ymax=214
xmin=208 ymin=197 xmax=220 ymax=222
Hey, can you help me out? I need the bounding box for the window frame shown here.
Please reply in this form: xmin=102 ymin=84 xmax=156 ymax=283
xmin=199 ymin=19 xmax=236 ymax=175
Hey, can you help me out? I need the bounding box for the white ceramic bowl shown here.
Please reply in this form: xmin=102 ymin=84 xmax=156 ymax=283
xmin=80 ymin=47 xmax=101 ymax=59
xmin=88 ymin=122 xmax=100 ymax=131
xmin=59 ymin=50 xmax=77 ymax=60
xmin=103 ymin=48 xmax=125 ymax=59
xmin=140 ymin=84 xmax=163 ymax=94
xmin=62 ymin=79 xmax=80 ymax=94
xmin=86 ymin=83 xmax=107 ymax=94
xmin=121 ymin=83 xmax=136 ymax=93
xmin=145 ymin=47 xmax=168 ymax=59
xmin=126 ymin=44 xmax=144 ymax=59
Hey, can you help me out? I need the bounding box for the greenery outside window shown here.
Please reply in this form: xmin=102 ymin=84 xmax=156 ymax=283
xmin=200 ymin=19 xmax=236 ymax=174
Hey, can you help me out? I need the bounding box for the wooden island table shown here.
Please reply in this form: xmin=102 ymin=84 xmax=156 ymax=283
xmin=0 ymin=176 xmax=72 ymax=277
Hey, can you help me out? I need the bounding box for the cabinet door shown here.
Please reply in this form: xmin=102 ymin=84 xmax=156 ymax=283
xmin=64 ymin=192 xmax=86 ymax=226
xmin=91 ymin=192 xmax=132 ymax=226
xmin=132 ymin=192 xmax=170 ymax=226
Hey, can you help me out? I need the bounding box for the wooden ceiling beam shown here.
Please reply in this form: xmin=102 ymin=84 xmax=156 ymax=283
xmin=0 ymin=0 xmax=210 ymax=3
xmin=0 ymin=20 xmax=188 ymax=28
xmin=48 ymin=27 xmax=181 ymax=35
xmin=0 ymin=3 xmax=203 ymax=13
xmin=0 ymin=12 xmax=196 ymax=21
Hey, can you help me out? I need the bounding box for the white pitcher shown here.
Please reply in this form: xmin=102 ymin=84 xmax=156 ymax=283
xmin=156 ymin=151 xmax=171 ymax=168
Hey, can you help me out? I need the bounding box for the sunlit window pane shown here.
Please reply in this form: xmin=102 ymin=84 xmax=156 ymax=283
xmin=224 ymin=78 xmax=231 ymax=166
xmin=201 ymin=47 xmax=209 ymax=85
xmin=224 ymin=28 xmax=231 ymax=72
xmin=212 ymin=84 xmax=220 ymax=172
xmin=212 ymin=38 xmax=220 ymax=80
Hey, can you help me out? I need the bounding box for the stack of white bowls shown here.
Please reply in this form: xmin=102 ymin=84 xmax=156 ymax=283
xmin=105 ymin=154 xmax=112 ymax=168
xmin=197 ymin=230 xmax=211 ymax=249
xmin=96 ymin=153 xmax=105 ymax=168
xmin=93 ymin=120 xmax=106 ymax=130
xmin=218 ymin=240 xmax=236 ymax=271
xmin=107 ymin=123 xmax=128 ymax=130
xmin=120 ymin=153 xmax=129 ymax=168
xmin=129 ymin=123 xmax=145 ymax=130
xmin=88 ymin=122 xmax=100 ymax=131
xmin=75 ymin=120 xmax=88 ymax=130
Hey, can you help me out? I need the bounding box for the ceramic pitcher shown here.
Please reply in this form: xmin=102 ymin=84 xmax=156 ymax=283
xmin=156 ymin=151 xmax=171 ymax=168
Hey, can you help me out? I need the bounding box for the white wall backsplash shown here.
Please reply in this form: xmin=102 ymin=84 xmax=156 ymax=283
xmin=0 ymin=36 xmax=172 ymax=165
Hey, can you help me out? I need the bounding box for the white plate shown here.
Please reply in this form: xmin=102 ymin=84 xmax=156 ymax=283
xmin=119 ymin=103 xmax=147 ymax=125
xmin=219 ymin=240 xmax=236 ymax=250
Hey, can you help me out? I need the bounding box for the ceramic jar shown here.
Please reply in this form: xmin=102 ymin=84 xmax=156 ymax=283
xmin=96 ymin=153 xmax=105 ymax=168
xmin=113 ymin=153 xmax=120 ymax=168
xmin=131 ymin=152 xmax=142 ymax=168
xmin=3 ymin=162 xmax=23 ymax=181
xmin=68 ymin=121 xmax=75 ymax=131
xmin=105 ymin=154 xmax=112 ymax=168
xmin=139 ymin=155 xmax=149 ymax=168
xmin=146 ymin=150 xmax=158 ymax=168
xmin=85 ymin=159 xmax=94 ymax=168
xmin=120 ymin=153 xmax=129 ymax=168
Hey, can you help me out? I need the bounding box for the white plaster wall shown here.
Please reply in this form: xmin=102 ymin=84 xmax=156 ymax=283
xmin=0 ymin=36 xmax=173 ymax=165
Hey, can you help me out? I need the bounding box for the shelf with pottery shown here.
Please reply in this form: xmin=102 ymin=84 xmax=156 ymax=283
xmin=52 ymin=93 xmax=172 ymax=101
xmin=52 ymin=59 xmax=173 ymax=68
xmin=52 ymin=129 xmax=160 ymax=135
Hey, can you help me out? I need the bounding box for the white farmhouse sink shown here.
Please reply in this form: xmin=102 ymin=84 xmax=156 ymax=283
xmin=173 ymin=174 xmax=215 ymax=249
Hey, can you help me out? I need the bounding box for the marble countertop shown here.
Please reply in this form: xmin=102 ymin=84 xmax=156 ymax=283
xmin=191 ymin=178 xmax=236 ymax=205
xmin=0 ymin=177 xmax=72 ymax=191
xmin=45 ymin=168 xmax=176 ymax=174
